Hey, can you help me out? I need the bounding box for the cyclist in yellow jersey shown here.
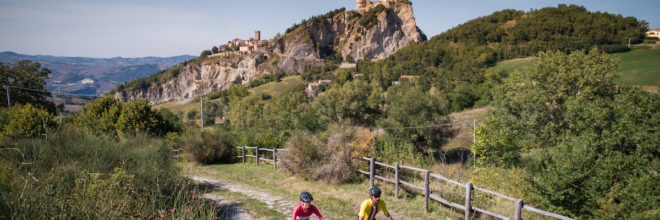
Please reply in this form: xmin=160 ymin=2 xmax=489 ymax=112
xmin=358 ymin=186 xmax=393 ymax=220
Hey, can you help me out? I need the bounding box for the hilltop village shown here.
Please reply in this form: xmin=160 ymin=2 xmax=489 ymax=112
xmin=208 ymin=31 xmax=268 ymax=58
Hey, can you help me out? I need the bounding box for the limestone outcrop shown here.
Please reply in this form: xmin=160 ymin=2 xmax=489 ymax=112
xmin=114 ymin=3 xmax=422 ymax=102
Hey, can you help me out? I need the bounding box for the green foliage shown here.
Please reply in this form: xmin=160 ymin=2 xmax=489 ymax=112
xmin=376 ymin=79 xmax=451 ymax=149
xmin=0 ymin=60 xmax=56 ymax=112
xmin=0 ymin=103 xmax=54 ymax=142
xmin=285 ymin=8 xmax=346 ymax=34
xmin=249 ymin=72 xmax=285 ymax=88
xmin=74 ymin=96 xmax=180 ymax=137
xmin=334 ymin=68 xmax=354 ymax=86
xmin=200 ymin=50 xmax=212 ymax=57
xmin=644 ymin=40 xmax=657 ymax=44
xmin=479 ymin=47 xmax=660 ymax=218
xmin=357 ymin=5 xmax=648 ymax=112
xmin=314 ymin=79 xmax=383 ymax=125
xmin=345 ymin=54 xmax=355 ymax=63
xmin=179 ymin=127 xmax=234 ymax=165
xmin=228 ymin=94 xmax=265 ymax=129
xmin=359 ymin=4 xmax=390 ymax=29
xmin=0 ymin=126 xmax=214 ymax=219
xmin=201 ymin=100 xmax=222 ymax=125
xmin=186 ymin=109 xmax=199 ymax=120
xmin=598 ymin=44 xmax=631 ymax=53
xmin=212 ymin=46 xmax=219 ymax=53
xmin=373 ymin=132 xmax=432 ymax=167
xmin=301 ymin=64 xmax=337 ymax=81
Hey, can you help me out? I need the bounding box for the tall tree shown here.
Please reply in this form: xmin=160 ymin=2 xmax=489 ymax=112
xmin=0 ymin=60 xmax=56 ymax=112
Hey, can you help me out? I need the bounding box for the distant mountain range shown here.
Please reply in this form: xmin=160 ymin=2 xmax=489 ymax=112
xmin=0 ymin=51 xmax=196 ymax=95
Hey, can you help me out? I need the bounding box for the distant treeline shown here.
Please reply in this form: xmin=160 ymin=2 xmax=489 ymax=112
xmin=357 ymin=4 xmax=648 ymax=112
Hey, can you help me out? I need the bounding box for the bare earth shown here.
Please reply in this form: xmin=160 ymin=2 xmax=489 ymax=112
xmin=189 ymin=176 xmax=298 ymax=219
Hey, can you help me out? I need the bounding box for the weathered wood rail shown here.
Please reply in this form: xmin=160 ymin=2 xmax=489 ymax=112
xmin=234 ymin=146 xmax=288 ymax=169
xmin=357 ymin=157 xmax=574 ymax=220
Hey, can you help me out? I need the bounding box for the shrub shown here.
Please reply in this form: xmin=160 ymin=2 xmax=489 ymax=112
xmin=74 ymin=96 xmax=179 ymax=137
xmin=179 ymin=128 xmax=234 ymax=164
xmin=0 ymin=103 xmax=54 ymax=142
xmin=280 ymin=124 xmax=372 ymax=184
xmin=599 ymin=44 xmax=631 ymax=53
xmin=0 ymin=126 xmax=215 ymax=219
xmin=644 ymin=40 xmax=657 ymax=44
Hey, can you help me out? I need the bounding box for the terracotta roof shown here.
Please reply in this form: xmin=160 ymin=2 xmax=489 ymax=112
xmin=319 ymin=80 xmax=332 ymax=83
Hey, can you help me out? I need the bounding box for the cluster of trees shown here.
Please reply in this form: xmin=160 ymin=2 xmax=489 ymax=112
xmin=357 ymin=4 xmax=648 ymax=112
xmin=474 ymin=48 xmax=660 ymax=218
xmin=359 ymin=4 xmax=390 ymax=29
xmin=285 ymin=8 xmax=347 ymax=34
xmin=249 ymin=72 xmax=285 ymax=88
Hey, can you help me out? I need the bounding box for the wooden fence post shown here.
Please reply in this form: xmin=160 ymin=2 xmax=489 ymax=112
xmin=514 ymin=199 xmax=523 ymax=220
xmin=369 ymin=157 xmax=375 ymax=187
xmin=465 ymin=182 xmax=473 ymax=220
xmin=242 ymin=146 xmax=245 ymax=164
xmin=273 ymin=148 xmax=277 ymax=169
xmin=256 ymin=146 xmax=260 ymax=166
xmin=425 ymin=170 xmax=430 ymax=213
xmin=394 ymin=162 xmax=399 ymax=198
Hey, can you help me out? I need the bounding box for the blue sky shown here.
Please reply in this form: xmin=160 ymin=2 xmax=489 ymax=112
xmin=0 ymin=0 xmax=658 ymax=58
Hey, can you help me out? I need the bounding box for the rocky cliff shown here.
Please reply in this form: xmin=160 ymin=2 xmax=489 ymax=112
xmin=114 ymin=3 xmax=422 ymax=103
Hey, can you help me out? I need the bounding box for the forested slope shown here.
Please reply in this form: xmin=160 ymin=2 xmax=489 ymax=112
xmin=357 ymin=4 xmax=648 ymax=112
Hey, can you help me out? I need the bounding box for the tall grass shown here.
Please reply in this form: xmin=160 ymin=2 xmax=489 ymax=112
xmin=0 ymin=125 xmax=216 ymax=219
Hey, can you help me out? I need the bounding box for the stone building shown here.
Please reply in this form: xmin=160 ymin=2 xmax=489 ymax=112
xmin=255 ymin=31 xmax=261 ymax=41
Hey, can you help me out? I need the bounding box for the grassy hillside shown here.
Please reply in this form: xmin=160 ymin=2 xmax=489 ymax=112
xmin=249 ymin=75 xmax=305 ymax=97
xmin=493 ymin=48 xmax=660 ymax=86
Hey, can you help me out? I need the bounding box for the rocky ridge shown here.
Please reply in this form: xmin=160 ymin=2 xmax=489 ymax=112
xmin=115 ymin=3 xmax=422 ymax=102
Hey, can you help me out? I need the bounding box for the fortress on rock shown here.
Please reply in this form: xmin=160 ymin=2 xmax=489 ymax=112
xmin=356 ymin=0 xmax=406 ymax=12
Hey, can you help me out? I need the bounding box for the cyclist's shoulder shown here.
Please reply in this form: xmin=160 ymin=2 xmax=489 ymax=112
xmin=359 ymin=199 xmax=371 ymax=207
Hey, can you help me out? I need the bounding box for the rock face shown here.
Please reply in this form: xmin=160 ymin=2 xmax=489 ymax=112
xmin=115 ymin=3 xmax=422 ymax=102
xmin=114 ymin=53 xmax=273 ymax=104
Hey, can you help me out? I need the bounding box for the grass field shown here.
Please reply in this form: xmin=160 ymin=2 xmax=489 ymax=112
xmin=249 ymin=75 xmax=305 ymax=97
xmin=492 ymin=49 xmax=660 ymax=86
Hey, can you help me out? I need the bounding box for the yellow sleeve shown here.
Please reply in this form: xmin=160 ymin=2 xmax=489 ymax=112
xmin=379 ymin=200 xmax=388 ymax=215
xmin=358 ymin=200 xmax=370 ymax=217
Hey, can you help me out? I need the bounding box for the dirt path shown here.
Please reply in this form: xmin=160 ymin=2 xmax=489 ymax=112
xmin=189 ymin=176 xmax=298 ymax=219
xmin=176 ymin=98 xmax=193 ymax=105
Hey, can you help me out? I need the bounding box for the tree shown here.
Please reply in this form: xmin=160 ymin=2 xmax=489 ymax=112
xmin=376 ymin=79 xmax=450 ymax=150
xmin=200 ymin=50 xmax=212 ymax=57
xmin=0 ymin=60 xmax=56 ymax=112
xmin=314 ymin=79 xmax=383 ymax=125
xmin=212 ymin=46 xmax=219 ymax=54
xmin=476 ymin=47 xmax=660 ymax=218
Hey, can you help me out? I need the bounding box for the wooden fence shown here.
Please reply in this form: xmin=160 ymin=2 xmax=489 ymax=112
xmin=234 ymin=146 xmax=289 ymax=169
xmin=358 ymin=157 xmax=574 ymax=220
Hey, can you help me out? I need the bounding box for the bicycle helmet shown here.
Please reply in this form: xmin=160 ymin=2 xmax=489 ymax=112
xmin=300 ymin=192 xmax=313 ymax=202
xmin=369 ymin=186 xmax=382 ymax=196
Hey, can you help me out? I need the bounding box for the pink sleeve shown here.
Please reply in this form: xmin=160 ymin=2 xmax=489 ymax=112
xmin=291 ymin=204 xmax=300 ymax=220
xmin=312 ymin=205 xmax=323 ymax=220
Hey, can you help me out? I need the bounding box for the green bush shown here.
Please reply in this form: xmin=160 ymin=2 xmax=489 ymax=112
xmin=646 ymin=36 xmax=659 ymax=40
xmin=644 ymin=40 xmax=657 ymax=44
xmin=599 ymin=44 xmax=631 ymax=53
xmin=359 ymin=4 xmax=390 ymax=29
xmin=74 ymin=96 xmax=180 ymax=137
xmin=179 ymin=128 xmax=234 ymax=165
xmin=0 ymin=103 xmax=54 ymax=142
xmin=0 ymin=126 xmax=215 ymax=219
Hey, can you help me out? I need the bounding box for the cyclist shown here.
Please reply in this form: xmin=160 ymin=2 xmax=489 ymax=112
xmin=291 ymin=192 xmax=324 ymax=220
xmin=358 ymin=186 xmax=393 ymax=220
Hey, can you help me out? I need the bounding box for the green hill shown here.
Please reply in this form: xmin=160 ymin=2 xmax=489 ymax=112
xmin=492 ymin=48 xmax=660 ymax=86
xmin=357 ymin=4 xmax=648 ymax=111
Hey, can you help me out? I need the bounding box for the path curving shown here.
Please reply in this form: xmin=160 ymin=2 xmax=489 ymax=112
xmin=189 ymin=176 xmax=298 ymax=219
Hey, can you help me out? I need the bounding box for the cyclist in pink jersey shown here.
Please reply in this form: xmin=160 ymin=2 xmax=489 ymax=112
xmin=291 ymin=192 xmax=324 ymax=220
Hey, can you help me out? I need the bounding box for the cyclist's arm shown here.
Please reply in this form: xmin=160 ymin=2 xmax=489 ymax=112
xmin=291 ymin=205 xmax=300 ymax=220
xmin=358 ymin=200 xmax=369 ymax=220
xmin=380 ymin=200 xmax=389 ymax=216
xmin=311 ymin=205 xmax=323 ymax=220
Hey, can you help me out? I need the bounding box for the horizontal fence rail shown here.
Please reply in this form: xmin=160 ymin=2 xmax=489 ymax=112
xmin=234 ymin=146 xmax=288 ymax=169
xmin=357 ymin=157 xmax=574 ymax=220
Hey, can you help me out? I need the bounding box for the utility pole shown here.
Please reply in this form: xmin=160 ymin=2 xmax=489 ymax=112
xmin=5 ymin=86 xmax=10 ymax=107
xmin=473 ymin=119 xmax=476 ymax=166
xmin=200 ymin=97 xmax=204 ymax=132
xmin=629 ymin=38 xmax=631 ymax=48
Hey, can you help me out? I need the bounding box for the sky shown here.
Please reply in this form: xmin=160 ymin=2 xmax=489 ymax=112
xmin=0 ymin=0 xmax=658 ymax=58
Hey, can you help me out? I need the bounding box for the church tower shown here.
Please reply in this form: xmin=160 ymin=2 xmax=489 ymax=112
xmin=255 ymin=31 xmax=261 ymax=41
